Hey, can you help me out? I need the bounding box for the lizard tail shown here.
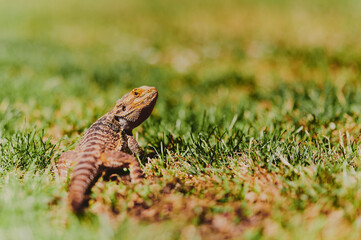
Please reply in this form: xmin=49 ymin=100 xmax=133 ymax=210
xmin=68 ymin=154 xmax=100 ymax=214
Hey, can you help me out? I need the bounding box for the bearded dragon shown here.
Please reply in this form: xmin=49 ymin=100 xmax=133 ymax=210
xmin=57 ymin=86 xmax=158 ymax=213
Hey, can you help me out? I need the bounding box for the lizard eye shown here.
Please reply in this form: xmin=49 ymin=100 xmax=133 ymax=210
xmin=134 ymin=91 xmax=139 ymax=96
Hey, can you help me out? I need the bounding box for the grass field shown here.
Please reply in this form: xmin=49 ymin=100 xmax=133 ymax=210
xmin=1 ymin=0 xmax=361 ymax=239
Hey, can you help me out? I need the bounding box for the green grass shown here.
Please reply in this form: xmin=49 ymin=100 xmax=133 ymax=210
xmin=1 ymin=0 xmax=361 ymax=239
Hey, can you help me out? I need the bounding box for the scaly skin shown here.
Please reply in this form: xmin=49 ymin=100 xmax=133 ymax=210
xmin=57 ymin=86 xmax=158 ymax=213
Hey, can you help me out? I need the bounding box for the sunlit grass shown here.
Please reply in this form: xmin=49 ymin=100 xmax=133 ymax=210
xmin=1 ymin=0 xmax=361 ymax=239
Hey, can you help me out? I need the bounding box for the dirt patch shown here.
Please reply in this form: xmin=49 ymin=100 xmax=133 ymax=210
xmin=85 ymin=157 xmax=285 ymax=239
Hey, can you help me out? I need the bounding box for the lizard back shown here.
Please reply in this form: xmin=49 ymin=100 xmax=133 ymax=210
xmin=68 ymin=116 xmax=127 ymax=212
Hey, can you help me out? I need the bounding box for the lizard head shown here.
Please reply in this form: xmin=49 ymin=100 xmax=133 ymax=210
xmin=112 ymin=86 xmax=158 ymax=130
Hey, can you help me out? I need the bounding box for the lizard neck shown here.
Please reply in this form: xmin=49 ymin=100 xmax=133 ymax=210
xmin=104 ymin=112 xmax=134 ymax=134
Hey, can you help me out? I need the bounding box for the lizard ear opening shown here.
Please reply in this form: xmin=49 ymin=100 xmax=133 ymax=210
xmin=114 ymin=115 xmax=122 ymax=122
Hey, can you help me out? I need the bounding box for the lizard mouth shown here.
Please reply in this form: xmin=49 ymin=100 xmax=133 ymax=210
xmin=148 ymin=92 xmax=158 ymax=107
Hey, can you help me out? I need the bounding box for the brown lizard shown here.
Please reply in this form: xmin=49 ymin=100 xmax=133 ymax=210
xmin=57 ymin=86 xmax=158 ymax=213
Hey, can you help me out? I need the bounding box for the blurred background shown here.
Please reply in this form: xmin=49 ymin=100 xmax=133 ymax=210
xmin=2 ymin=1 xmax=361 ymax=238
xmin=1 ymin=0 xmax=361 ymax=139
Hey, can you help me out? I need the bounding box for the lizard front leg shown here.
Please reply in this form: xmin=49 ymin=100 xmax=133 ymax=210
xmin=100 ymin=151 xmax=144 ymax=183
xmin=127 ymin=135 xmax=144 ymax=159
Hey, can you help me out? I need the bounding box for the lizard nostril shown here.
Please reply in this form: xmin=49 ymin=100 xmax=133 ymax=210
xmin=122 ymin=106 xmax=126 ymax=111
